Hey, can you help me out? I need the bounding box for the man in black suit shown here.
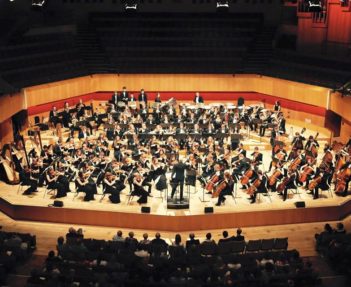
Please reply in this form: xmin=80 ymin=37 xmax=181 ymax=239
xmin=138 ymin=89 xmax=148 ymax=109
xmin=120 ymin=86 xmax=129 ymax=103
xmin=151 ymin=232 xmax=168 ymax=247
xmin=170 ymin=159 xmax=189 ymax=201
xmin=218 ymin=231 xmax=232 ymax=244
xmin=49 ymin=106 xmax=59 ymax=127
xmin=111 ymin=91 xmax=119 ymax=106
xmin=193 ymin=92 xmax=204 ymax=104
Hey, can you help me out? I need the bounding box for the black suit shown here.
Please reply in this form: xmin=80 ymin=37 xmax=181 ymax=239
xmin=193 ymin=95 xmax=204 ymax=104
xmin=171 ymin=162 xmax=188 ymax=200
xmin=121 ymin=91 xmax=129 ymax=103
xmin=138 ymin=93 xmax=148 ymax=105
xmin=111 ymin=93 xmax=119 ymax=106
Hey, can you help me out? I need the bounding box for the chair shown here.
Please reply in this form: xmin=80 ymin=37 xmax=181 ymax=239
xmin=230 ymin=240 xmax=246 ymax=254
xmin=125 ymin=184 xmax=136 ymax=205
xmin=99 ymin=185 xmax=108 ymax=202
xmin=261 ymin=238 xmax=275 ymax=251
xmin=43 ymin=185 xmax=57 ymax=198
xmin=287 ymin=179 xmax=301 ymax=199
xmin=320 ymin=174 xmax=333 ymax=198
xmin=200 ymin=242 xmax=217 ymax=257
xmin=217 ymin=241 xmax=232 ymax=256
xmin=245 ymin=240 xmax=262 ymax=253
xmin=17 ymin=181 xmax=29 ymax=194
xmin=273 ymin=238 xmax=288 ymax=251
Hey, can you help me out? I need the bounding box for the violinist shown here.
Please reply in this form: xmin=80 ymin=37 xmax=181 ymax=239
xmin=251 ymin=146 xmax=263 ymax=169
xmin=45 ymin=167 xmax=68 ymax=198
xmin=215 ymin=171 xmax=234 ymax=206
xmin=20 ymin=166 xmax=38 ymax=195
xmin=103 ymin=172 xmax=125 ymax=204
xmin=133 ymin=172 xmax=149 ymax=204
xmin=232 ymin=143 xmax=247 ymax=162
xmin=247 ymin=170 xmax=268 ymax=204
xmin=78 ymin=126 xmax=90 ymax=140
xmin=185 ymin=154 xmax=198 ymax=187
xmin=75 ymin=171 xmax=96 ymax=201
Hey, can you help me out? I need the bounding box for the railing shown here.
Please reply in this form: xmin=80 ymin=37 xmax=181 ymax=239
xmin=298 ymin=0 xmax=328 ymax=23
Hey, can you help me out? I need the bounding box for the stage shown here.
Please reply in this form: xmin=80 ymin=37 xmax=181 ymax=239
xmin=1 ymin=116 xmax=349 ymax=231
xmin=1 ymin=173 xmax=350 ymax=231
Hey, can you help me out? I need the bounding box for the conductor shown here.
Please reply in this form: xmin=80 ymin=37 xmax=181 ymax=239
xmin=170 ymin=159 xmax=189 ymax=201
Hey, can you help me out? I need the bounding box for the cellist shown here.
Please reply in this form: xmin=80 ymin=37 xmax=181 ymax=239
xmin=247 ymin=170 xmax=268 ymax=204
xmin=305 ymin=135 xmax=319 ymax=158
xmin=335 ymin=160 xmax=351 ymax=197
xmin=215 ymin=171 xmax=234 ymax=206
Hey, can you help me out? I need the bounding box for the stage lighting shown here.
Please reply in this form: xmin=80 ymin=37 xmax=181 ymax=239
xmin=124 ymin=0 xmax=138 ymax=11
xmin=308 ymin=0 xmax=322 ymax=12
xmin=32 ymin=0 xmax=46 ymax=7
xmin=216 ymin=0 xmax=229 ymax=12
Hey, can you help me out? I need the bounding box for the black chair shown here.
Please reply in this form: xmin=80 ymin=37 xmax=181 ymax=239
xmin=217 ymin=241 xmax=232 ymax=256
xmin=200 ymin=242 xmax=217 ymax=257
xmin=261 ymin=238 xmax=275 ymax=251
xmin=230 ymin=240 xmax=246 ymax=254
xmin=246 ymin=240 xmax=262 ymax=253
xmin=273 ymin=238 xmax=288 ymax=251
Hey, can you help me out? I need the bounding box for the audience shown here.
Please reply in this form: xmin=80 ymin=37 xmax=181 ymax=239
xmin=24 ymin=226 xmax=324 ymax=286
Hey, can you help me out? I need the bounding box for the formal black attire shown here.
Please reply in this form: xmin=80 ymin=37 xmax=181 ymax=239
xmin=193 ymin=95 xmax=204 ymax=104
xmin=171 ymin=162 xmax=188 ymax=200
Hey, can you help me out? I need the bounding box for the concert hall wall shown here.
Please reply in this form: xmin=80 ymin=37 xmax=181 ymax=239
xmin=2 ymin=73 xmax=351 ymax=143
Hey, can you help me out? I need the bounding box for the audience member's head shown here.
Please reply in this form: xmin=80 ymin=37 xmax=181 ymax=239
xmin=117 ymin=230 xmax=123 ymax=237
xmin=128 ymin=231 xmax=134 ymax=238
xmin=324 ymin=223 xmax=333 ymax=233
xmin=206 ymin=233 xmax=212 ymax=240
xmin=189 ymin=233 xmax=195 ymax=240
xmin=57 ymin=236 xmax=64 ymax=246
xmin=237 ymin=228 xmax=242 ymax=236
xmin=155 ymin=232 xmax=161 ymax=239
xmin=143 ymin=233 xmax=148 ymax=240
xmin=175 ymin=234 xmax=182 ymax=245
xmin=222 ymin=230 xmax=228 ymax=238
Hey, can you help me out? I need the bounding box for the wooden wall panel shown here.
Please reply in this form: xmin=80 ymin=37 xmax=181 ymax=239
xmin=0 ymin=92 xmax=25 ymax=123
xmin=340 ymin=119 xmax=351 ymax=143
xmin=0 ymin=118 xmax=13 ymax=146
xmin=25 ymin=76 xmax=98 ymax=107
xmin=330 ymin=92 xmax=351 ymax=123
xmin=24 ymin=74 xmax=329 ymax=109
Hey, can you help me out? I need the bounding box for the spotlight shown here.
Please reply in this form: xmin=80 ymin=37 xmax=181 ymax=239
xmin=32 ymin=0 xmax=46 ymax=7
xmin=124 ymin=0 xmax=138 ymax=12
xmin=216 ymin=0 xmax=229 ymax=12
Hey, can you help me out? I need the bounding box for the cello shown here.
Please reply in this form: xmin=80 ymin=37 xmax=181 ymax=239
xmin=240 ymin=167 xmax=254 ymax=185
xmin=335 ymin=165 xmax=351 ymax=195
xmin=247 ymin=178 xmax=261 ymax=196
xmin=212 ymin=180 xmax=227 ymax=198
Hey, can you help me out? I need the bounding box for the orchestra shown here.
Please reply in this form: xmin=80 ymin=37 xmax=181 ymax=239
xmin=1 ymin=90 xmax=351 ymax=208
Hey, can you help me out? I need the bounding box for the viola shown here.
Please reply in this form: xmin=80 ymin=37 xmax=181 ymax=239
xmin=247 ymin=178 xmax=261 ymax=196
xmin=240 ymin=168 xmax=254 ymax=185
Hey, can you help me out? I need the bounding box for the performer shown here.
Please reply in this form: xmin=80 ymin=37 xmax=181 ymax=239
xmin=215 ymin=171 xmax=234 ymax=206
xmin=193 ymin=92 xmax=204 ymax=104
xmin=170 ymin=159 xmax=189 ymax=201
xmin=305 ymin=135 xmax=319 ymax=158
xmin=75 ymin=171 xmax=96 ymax=201
xmin=251 ymin=146 xmax=263 ymax=168
xmin=20 ymin=166 xmax=38 ymax=195
xmin=138 ymin=88 xmax=148 ymax=109
xmin=279 ymin=169 xmax=297 ymax=201
xmin=247 ymin=170 xmax=268 ymax=204
xmin=45 ymin=167 xmax=69 ymax=198
xmin=154 ymin=93 xmax=162 ymax=103
xmin=273 ymin=101 xmax=281 ymax=112
xmin=111 ymin=91 xmax=119 ymax=106
xmin=49 ymin=106 xmax=59 ymax=127
xmin=132 ymin=172 xmax=148 ymax=204
xmin=120 ymin=86 xmax=129 ymax=103
xmin=103 ymin=172 xmax=125 ymax=204
xmin=292 ymin=131 xmax=306 ymax=150
xmin=76 ymin=99 xmax=86 ymax=119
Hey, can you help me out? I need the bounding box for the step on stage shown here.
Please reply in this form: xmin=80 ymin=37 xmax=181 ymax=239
xmin=1 ymin=181 xmax=351 ymax=232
